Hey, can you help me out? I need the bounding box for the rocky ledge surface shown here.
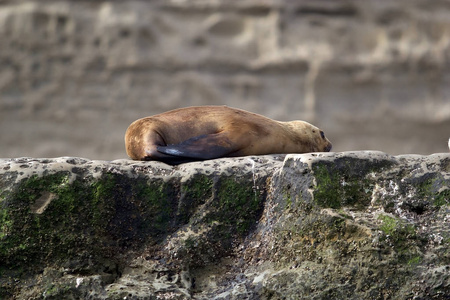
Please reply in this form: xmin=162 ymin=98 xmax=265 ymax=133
xmin=0 ymin=152 xmax=449 ymax=299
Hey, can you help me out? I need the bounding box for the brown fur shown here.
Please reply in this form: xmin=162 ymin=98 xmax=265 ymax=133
xmin=125 ymin=106 xmax=332 ymax=164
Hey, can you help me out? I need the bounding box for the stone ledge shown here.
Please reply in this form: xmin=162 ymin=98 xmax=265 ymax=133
xmin=0 ymin=152 xmax=449 ymax=299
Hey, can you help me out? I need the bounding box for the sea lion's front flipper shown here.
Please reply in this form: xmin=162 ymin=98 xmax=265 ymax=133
xmin=156 ymin=133 xmax=236 ymax=160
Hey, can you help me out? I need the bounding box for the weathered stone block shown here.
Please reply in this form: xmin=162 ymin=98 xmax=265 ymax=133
xmin=0 ymin=152 xmax=448 ymax=299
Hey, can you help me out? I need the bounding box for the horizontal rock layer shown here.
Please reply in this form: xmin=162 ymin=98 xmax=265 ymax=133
xmin=0 ymin=152 xmax=449 ymax=299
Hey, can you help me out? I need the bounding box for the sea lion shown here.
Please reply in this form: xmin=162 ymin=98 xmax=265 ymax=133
xmin=125 ymin=106 xmax=332 ymax=165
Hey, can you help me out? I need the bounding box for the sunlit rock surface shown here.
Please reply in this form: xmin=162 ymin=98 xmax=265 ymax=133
xmin=0 ymin=152 xmax=449 ymax=299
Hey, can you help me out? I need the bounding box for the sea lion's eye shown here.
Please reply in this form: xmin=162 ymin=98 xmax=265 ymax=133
xmin=320 ymin=131 xmax=325 ymax=139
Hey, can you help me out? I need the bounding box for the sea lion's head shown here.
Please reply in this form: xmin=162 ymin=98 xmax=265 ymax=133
xmin=286 ymin=121 xmax=332 ymax=152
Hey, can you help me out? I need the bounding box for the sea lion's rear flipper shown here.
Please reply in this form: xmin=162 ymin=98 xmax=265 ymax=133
xmin=156 ymin=133 xmax=236 ymax=161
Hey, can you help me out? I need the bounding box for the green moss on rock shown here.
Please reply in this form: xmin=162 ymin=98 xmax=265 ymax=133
xmin=178 ymin=175 xmax=214 ymax=224
xmin=415 ymin=175 xmax=450 ymax=207
xmin=378 ymin=214 xmax=423 ymax=264
xmin=214 ymin=176 xmax=262 ymax=234
xmin=0 ymin=172 xmax=177 ymax=270
xmin=313 ymin=159 xmax=383 ymax=209
xmin=162 ymin=175 xmax=266 ymax=267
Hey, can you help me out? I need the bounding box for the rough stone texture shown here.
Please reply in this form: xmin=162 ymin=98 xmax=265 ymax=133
xmin=1 ymin=0 xmax=450 ymax=160
xmin=1 ymin=152 xmax=449 ymax=299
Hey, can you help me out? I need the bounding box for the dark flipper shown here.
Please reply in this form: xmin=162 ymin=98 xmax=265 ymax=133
xmin=144 ymin=155 xmax=202 ymax=165
xmin=156 ymin=133 xmax=236 ymax=162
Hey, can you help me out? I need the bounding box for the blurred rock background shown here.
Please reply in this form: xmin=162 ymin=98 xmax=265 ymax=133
xmin=0 ymin=0 xmax=449 ymax=160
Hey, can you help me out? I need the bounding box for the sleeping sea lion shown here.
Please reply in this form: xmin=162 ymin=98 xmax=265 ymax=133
xmin=125 ymin=106 xmax=332 ymax=165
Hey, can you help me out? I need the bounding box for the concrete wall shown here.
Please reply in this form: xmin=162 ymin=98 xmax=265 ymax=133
xmin=1 ymin=0 xmax=449 ymax=160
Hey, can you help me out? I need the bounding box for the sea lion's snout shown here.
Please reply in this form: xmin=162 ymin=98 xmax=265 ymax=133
xmin=317 ymin=129 xmax=332 ymax=152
